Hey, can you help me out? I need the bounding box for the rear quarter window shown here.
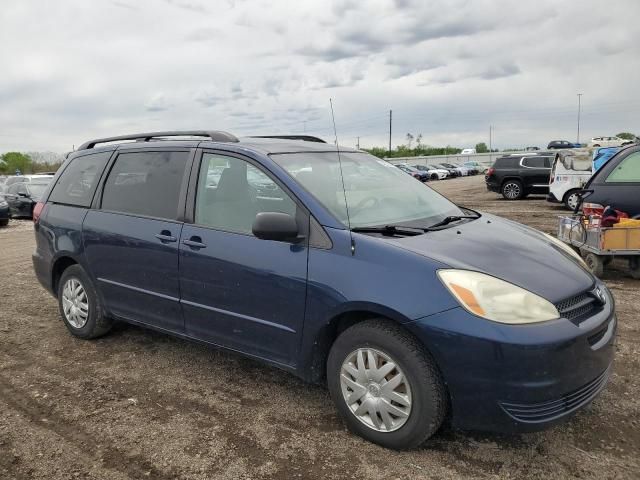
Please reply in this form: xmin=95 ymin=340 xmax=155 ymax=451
xmin=605 ymin=152 xmax=640 ymax=183
xmin=49 ymin=151 xmax=111 ymax=207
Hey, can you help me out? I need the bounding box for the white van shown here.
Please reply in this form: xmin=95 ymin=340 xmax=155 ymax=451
xmin=547 ymin=149 xmax=592 ymax=210
xmin=460 ymin=148 xmax=476 ymax=155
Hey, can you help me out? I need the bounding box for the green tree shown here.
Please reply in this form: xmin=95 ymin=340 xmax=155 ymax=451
xmin=475 ymin=142 xmax=489 ymax=153
xmin=616 ymin=132 xmax=636 ymax=140
xmin=0 ymin=152 xmax=33 ymax=174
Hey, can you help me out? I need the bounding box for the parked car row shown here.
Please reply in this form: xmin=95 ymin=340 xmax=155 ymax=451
xmin=485 ymin=142 xmax=640 ymax=216
xmin=0 ymin=174 xmax=54 ymax=225
xmin=395 ymin=161 xmax=483 ymax=182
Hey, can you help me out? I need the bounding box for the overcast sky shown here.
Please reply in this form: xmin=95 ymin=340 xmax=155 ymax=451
xmin=1 ymin=0 xmax=639 ymax=153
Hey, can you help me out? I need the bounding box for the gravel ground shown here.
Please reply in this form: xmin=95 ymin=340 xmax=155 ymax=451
xmin=0 ymin=175 xmax=638 ymax=479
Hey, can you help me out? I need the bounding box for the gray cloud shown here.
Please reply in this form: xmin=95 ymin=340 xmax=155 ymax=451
xmin=1 ymin=0 xmax=639 ymax=152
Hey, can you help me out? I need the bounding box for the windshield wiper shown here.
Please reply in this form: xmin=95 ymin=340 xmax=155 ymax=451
xmin=425 ymin=214 xmax=480 ymax=230
xmin=351 ymin=225 xmax=425 ymax=236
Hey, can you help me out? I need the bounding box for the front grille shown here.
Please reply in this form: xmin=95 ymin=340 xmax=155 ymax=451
xmin=500 ymin=367 xmax=610 ymax=423
xmin=555 ymin=292 xmax=597 ymax=322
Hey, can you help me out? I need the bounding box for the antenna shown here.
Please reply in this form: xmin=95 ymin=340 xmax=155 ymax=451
xmin=329 ymin=98 xmax=355 ymax=254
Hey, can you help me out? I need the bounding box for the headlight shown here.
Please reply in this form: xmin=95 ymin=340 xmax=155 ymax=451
xmin=542 ymin=233 xmax=588 ymax=269
xmin=437 ymin=270 xmax=559 ymax=324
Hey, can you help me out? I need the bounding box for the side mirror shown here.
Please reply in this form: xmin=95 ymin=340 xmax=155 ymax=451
xmin=252 ymin=212 xmax=299 ymax=242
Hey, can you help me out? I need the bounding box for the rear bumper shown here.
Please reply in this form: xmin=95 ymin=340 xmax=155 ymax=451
xmin=547 ymin=192 xmax=561 ymax=203
xmin=485 ymin=180 xmax=500 ymax=193
xmin=407 ymin=286 xmax=616 ymax=433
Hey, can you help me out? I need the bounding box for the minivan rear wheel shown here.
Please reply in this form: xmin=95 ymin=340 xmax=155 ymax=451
xmin=564 ymin=190 xmax=581 ymax=211
xmin=501 ymin=180 xmax=524 ymax=200
xmin=57 ymin=265 xmax=112 ymax=339
xmin=327 ymin=320 xmax=446 ymax=450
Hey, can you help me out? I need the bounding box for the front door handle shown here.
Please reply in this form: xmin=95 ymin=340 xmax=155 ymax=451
xmin=155 ymin=230 xmax=177 ymax=243
xmin=182 ymin=236 xmax=206 ymax=249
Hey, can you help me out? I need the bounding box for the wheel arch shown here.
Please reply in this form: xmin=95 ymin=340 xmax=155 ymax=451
xmin=51 ymin=255 xmax=80 ymax=295
xmin=302 ymin=306 xmax=437 ymax=385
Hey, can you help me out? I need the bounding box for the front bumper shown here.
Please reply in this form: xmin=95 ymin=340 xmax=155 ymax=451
xmin=407 ymin=286 xmax=616 ymax=433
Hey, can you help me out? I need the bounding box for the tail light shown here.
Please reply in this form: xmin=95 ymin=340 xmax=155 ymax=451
xmin=33 ymin=201 xmax=44 ymax=224
xmin=582 ymin=202 xmax=604 ymax=216
xmin=486 ymin=167 xmax=495 ymax=176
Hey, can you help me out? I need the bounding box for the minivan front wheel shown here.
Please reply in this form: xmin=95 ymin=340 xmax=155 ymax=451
xmin=58 ymin=265 xmax=112 ymax=339
xmin=502 ymin=180 xmax=523 ymax=200
xmin=327 ymin=320 xmax=446 ymax=450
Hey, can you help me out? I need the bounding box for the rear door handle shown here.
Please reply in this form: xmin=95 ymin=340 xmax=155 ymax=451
xmin=182 ymin=237 xmax=206 ymax=249
xmin=155 ymin=231 xmax=177 ymax=243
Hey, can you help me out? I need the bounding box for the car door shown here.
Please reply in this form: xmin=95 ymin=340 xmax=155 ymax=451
xmin=179 ymin=150 xmax=309 ymax=366
xmin=521 ymin=156 xmax=551 ymax=191
xmin=83 ymin=148 xmax=193 ymax=332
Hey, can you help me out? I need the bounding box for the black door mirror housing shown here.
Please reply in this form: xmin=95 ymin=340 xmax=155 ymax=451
xmin=252 ymin=212 xmax=300 ymax=242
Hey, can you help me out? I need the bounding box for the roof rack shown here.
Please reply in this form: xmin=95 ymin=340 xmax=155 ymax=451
xmin=249 ymin=135 xmax=326 ymax=143
xmin=77 ymin=130 xmax=239 ymax=150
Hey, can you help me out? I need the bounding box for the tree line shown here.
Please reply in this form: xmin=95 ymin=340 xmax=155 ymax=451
xmin=0 ymin=152 xmax=64 ymax=175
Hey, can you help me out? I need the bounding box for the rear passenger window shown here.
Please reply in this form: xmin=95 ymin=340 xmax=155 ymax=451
xmin=523 ymin=157 xmax=547 ymax=168
xmin=101 ymin=151 xmax=189 ymax=220
xmin=49 ymin=151 xmax=111 ymax=207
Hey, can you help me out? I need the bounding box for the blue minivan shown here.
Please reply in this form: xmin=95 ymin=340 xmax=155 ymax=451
xmin=32 ymin=131 xmax=616 ymax=449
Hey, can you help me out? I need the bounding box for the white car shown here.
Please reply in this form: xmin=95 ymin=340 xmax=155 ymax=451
xmin=589 ymin=136 xmax=633 ymax=148
xmin=547 ymin=149 xmax=593 ymax=210
xmin=412 ymin=164 xmax=449 ymax=180
xmin=460 ymin=148 xmax=476 ymax=154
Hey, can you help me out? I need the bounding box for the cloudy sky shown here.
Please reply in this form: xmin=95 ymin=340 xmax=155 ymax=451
xmin=1 ymin=0 xmax=639 ymax=153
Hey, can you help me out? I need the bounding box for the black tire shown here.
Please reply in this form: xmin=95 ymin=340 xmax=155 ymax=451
xmin=327 ymin=319 xmax=446 ymax=450
xmin=57 ymin=264 xmax=113 ymax=339
xmin=563 ymin=190 xmax=581 ymax=211
xmin=583 ymin=252 xmax=604 ymax=277
xmin=629 ymin=257 xmax=640 ymax=280
xmin=593 ymin=144 xmax=600 ymax=147
xmin=501 ymin=180 xmax=524 ymax=200
xmin=430 ymin=173 xmax=439 ymax=181
xmin=0 ymin=219 xmax=8 ymax=227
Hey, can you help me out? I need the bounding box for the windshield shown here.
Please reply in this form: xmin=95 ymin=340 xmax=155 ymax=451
xmin=270 ymin=151 xmax=463 ymax=228
xmin=28 ymin=183 xmax=49 ymax=199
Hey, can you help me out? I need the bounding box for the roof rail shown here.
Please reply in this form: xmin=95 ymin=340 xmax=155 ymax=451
xmin=77 ymin=130 xmax=239 ymax=150
xmin=249 ymin=135 xmax=326 ymax=143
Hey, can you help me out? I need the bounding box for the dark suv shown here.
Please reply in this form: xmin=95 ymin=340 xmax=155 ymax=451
xmin=32 ymin=131 xmax=615 ymax=450
xmin=485 ymin=154 xmax=553 ymax=200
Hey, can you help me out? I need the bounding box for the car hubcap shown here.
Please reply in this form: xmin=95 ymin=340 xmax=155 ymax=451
xmin=504 ymin=183 xmax=520 ymax=199
xmin=340 ymin=348 xmax=412 ymax=432
xmin=567 ymin=193 xmax=579 ymax=210
xmin=62 ymin=278 xmax=89 ymax=328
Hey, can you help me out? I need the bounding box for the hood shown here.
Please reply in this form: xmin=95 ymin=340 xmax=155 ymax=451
xmin=387 ymin=213 xmax=594 ymax=303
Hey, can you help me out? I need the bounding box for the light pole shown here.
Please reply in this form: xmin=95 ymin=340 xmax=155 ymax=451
xmin=576 ymin=93 xmax=583 ymax=144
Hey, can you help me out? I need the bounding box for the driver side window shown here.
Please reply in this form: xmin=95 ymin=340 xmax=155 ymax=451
xmin=195 ymin=153 xmax=297 ymax=235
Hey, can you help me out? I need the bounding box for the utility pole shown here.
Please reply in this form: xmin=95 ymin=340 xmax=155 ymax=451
xmin=388 ymin=109 xmax=392 ymax=156
xmin=356 ymin=136 xmax=360 ymax=149
xmin=489 ymin=125 xmax=493 ymax=152
xmin=576 ymin=93 xmax=583 ymax=144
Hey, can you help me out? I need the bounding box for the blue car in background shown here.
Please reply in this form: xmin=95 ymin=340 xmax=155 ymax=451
xmin=32 ymin=131 xmax=616 ymax=450
xmin=592 ymin=147 xmax=621 ymax=172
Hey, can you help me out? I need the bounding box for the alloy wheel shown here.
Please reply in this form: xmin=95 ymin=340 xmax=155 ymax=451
xmin=340 ymin=348 xmax=412 ymax=432
xmin=61 ymin=278 xmax=89 ymax=328
xmin=503 ymin=182 xmax=521 ymax=199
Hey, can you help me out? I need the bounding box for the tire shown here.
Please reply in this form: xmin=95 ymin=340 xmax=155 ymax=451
xmin=593 ymin=144 xmax=600 ymax=147
xmin=430 ymin=173 xmax=438 ymax=181
xmin=501 ymin=180 xmax=524 ymax=200
xmin=0 ymin=219 xmax=8 ymax=227
xmin=629 ymin=257 xmax=640 ymax=280
xmin=327 ymin=319 xmax=446 ymax=450
xmin=563 ymin=190 xmax=581 ymax=211
xmin=583 ymin=252 xmax=604 ymax=277
xmin=57 ymin=264 xmax=113 ymax=339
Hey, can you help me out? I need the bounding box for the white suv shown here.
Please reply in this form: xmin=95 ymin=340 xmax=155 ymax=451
xmin=589 ymin=136 xmax=633 ymax=148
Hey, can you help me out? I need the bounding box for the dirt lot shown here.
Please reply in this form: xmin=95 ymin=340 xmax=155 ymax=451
xmin=1 ymin=175 xmax=638 ymax=479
